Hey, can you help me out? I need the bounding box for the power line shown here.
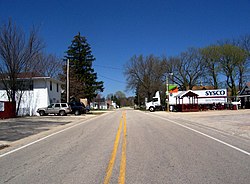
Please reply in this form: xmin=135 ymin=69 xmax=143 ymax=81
xmin=98 ymin=74 xmax=127 ymax=84
xmin=93 ymin=64 xmax=124 ymax=71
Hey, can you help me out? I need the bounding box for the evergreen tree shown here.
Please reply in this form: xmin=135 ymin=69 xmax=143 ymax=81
xmin=65 ymin=32 xmax=104 ymax=101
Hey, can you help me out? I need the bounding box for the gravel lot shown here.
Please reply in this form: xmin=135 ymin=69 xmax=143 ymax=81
xmin=154 ymin=109 xmax=250 ymax=139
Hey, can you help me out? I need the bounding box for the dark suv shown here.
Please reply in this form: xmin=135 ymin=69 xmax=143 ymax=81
xmin=68 ymin=102 xmax=86 ymax=115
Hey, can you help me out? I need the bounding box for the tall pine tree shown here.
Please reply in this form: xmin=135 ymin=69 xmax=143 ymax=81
xmin=65 ymin=32 xmax=104 ymax=101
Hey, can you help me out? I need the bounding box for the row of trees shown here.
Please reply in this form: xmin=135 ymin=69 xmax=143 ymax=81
xmin=125 ymin=35 xmax=250 ymax=104
xmin=0 ymin=20 xmax=104 ymax=114
xmin=91 ymin=91 xmax=134 ymax=109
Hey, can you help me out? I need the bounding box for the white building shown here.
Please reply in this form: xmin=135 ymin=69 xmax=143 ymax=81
xmin=0 ymin=77 xmax=63 ymax=116
xmin=90 ymin=100 xmax=117 ymax=110
xmin=90 ymin=101 xmax=108 ymax=110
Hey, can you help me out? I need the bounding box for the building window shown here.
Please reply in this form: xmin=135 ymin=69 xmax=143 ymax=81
xmin=50 ymin=81 xmax=52 ymax=91
xmin=0 ymin=102 xmax=4 ymax=111
xmin=29 ymin=81 xmax=34 ymax=90
xmin=57 ymin=83 xmax=59 ymax=92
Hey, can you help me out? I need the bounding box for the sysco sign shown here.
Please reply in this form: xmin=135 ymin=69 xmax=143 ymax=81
xmin=205 ymin=90 xmax=226 ymax=96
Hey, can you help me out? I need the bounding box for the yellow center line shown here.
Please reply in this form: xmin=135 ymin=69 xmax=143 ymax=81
xmin=103 ymin=118 xmax=123 ymax=184
xmin=119 ymin=112 xmax=127 ymax=184
xmin=103 ymin=111 xmax=127 ymax=184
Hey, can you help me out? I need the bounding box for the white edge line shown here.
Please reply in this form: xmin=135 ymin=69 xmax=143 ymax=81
xmin=0 ymin=113 xmax=108 ymax=158
xmin=149 ymin=113 xmax=250 ymax=156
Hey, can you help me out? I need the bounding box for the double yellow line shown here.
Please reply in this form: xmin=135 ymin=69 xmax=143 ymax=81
xmin=103 ymin=111 xmax=127 ymax=184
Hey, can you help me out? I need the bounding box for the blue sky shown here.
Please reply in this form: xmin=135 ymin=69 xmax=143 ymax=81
xmin=1 ymin=0 xmax=250 ymax=97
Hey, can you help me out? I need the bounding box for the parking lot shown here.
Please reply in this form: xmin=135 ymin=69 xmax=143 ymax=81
xmin=154 ymin=109 xmax=250 ymax=139
xmin=0 ymin=112 xmax=108 ymax=150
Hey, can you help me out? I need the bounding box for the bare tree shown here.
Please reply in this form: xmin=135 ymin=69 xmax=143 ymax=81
xmin=238 ymin=34 xmax=250 ymax=52
xmin=124 ymin=55 xmax=166 ymax=100
xmin=0 ymin=20 xmax=44 ymax=113
xmin=218 ymin=44 xmax=248 ymax=96
xmin=218 ymin=36 xmax=250 ymax=91
xmin=106 ymin=93 xmax=114 ymax=101
xmin=35 ymin=53 xmax=63 ymax=79
xmin=114 ymin=91 xmax=126 ymax=107
xmin=234 ymin=35 xmax=250 ymax=89
xmin=169 ymin=48 xmax=205 ymax=90
xmin=201 ymin=45 xmax=221 ymax=89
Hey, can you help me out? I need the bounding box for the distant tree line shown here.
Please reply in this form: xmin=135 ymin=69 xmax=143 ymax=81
xmin=125 ymin=35 xmax=250 ymax=105
xmin=105 ymin=91 xmax=134 ymax=107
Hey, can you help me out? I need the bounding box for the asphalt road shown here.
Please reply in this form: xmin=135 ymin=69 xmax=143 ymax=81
xmin=0 ymin=109 xmax=249 ymax=184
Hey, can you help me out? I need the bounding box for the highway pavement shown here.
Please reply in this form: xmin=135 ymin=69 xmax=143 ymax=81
xmin=0 ymin=109 xmax=249 ymax=184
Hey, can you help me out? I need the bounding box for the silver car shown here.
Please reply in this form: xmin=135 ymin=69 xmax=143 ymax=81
xmin=37 ymin=103 xmax=72 ymax=116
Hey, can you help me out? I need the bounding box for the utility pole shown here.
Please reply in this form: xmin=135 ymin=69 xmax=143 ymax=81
xmin=67 ymin=59 xmax=70 ymax=103
xmin=166 ymin=75 xmax=169 ymax=112
xmin=166 ymin=73 xmax=173 ymax=112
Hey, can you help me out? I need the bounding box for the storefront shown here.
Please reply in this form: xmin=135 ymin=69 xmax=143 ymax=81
xmin=238 ymin=82 xmax=250 ymax=109
xmin=169 ymin=89 xmax=228 ymax=111
xmin=175 ymin=91 xmax=199 ymax=112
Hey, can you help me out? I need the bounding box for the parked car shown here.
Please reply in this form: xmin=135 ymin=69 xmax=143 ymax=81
xmin=85 ymin=105 xmax=90 ymax=113
xmin=68 ymin=102 xmax=86 ymax=115
xmin=37 ymin=103 xmax=72 ymax=116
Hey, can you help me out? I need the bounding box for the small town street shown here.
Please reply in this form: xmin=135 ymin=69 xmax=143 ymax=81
xmin=0 ymin=109 xmax=250 ymax=184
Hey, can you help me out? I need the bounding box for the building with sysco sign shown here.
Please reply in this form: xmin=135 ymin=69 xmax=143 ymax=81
xmin=169 ymin=89 xmax=228 ymax=110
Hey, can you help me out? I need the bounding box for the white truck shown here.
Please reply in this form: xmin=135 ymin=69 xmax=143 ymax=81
xmin=146 ymin=91 xmax=164 ymax=112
